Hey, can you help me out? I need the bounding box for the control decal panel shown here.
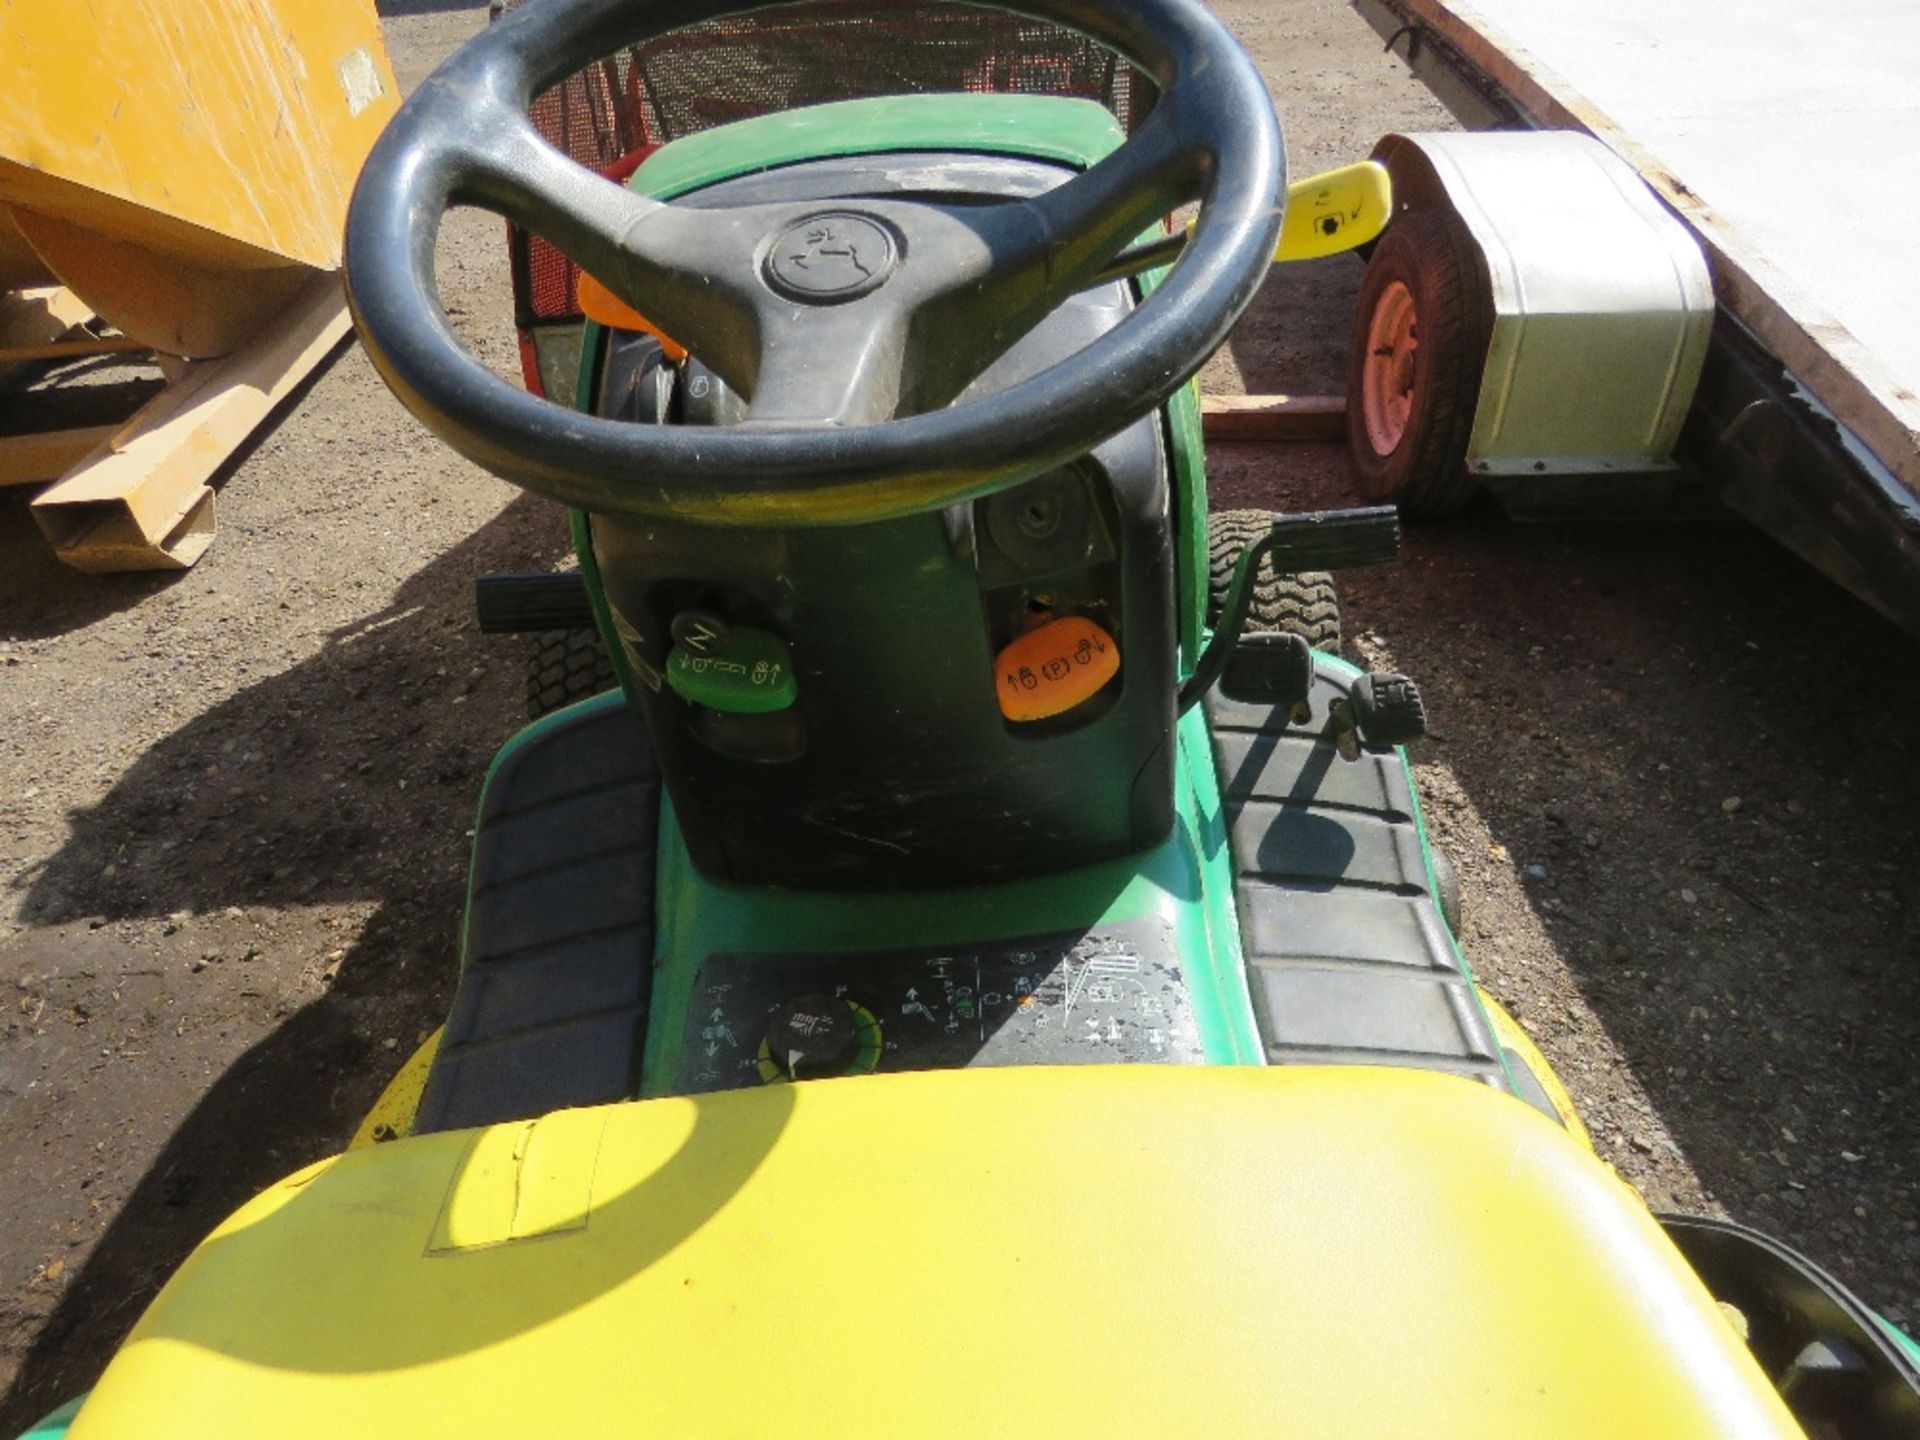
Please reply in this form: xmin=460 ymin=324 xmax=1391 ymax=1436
xmin=676 ymin=919 xmax=1201 ymax=1093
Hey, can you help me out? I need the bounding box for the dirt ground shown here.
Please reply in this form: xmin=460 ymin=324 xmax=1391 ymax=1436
xmin=2 ymin=1 xmax=1916 ymax=1428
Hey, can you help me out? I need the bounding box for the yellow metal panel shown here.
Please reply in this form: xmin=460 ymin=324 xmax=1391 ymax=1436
xmin=1484 ymin=993 xmax=1594 ymax=1147
xmin=0 ymin=0 xmax=398 ymax=270
xmin=1187 ymin=160 xmax=1393 ymax=263
xmin=70 ymin=1068 xmax=1802 ymax=1439
xmin=1277 ymin=160 xmax=1393 ymax=260
xmin=0 ymin=208 xmax=50 ymax=288
xmin=427 ymin=1125 xmax=528 ymax=1253
xmin=348 ymin=1028 xmax=442 ymax=1151
xmin=427 ymin=1109 xmax=605 ymax=1252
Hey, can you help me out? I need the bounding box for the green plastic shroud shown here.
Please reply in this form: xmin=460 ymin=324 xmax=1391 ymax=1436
xmin=552 ymin=94 xmax=1258 ymax=1089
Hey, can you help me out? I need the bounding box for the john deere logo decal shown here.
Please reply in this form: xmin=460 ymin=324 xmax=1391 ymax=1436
xmin=766 ymin=211 xmax=897 ymax=302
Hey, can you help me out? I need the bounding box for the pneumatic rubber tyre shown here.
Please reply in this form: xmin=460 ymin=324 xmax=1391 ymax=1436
xmin=1206 ymin=509 xmax=1341 ymax=656
xmin=527 ymin=628 xmax=616 ymax=719
xmin=1345 ymin=209 xmax=1491 ymax=517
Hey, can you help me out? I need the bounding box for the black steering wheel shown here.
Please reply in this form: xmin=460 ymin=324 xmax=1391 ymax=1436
xmin=345 ymin=0 xmax=1283 ymax=526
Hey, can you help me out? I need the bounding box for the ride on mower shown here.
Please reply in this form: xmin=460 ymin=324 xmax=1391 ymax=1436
xmin=20 ymin=0 xmax=1920 ymax=1435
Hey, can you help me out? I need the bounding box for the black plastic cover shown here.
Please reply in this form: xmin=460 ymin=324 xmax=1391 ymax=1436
xmin=591 ymin=154 xmax=1177 ymax=890
xmin=1661 ymin=1213 xmax=1920 ymax=1440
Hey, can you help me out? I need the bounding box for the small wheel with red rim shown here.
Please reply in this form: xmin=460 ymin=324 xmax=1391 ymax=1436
xmin=1344 ymin=208 xmax=1491 ymax=518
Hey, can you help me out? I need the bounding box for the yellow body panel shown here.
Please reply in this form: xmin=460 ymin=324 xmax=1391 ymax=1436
xmin=347 ymin=1028 xmax=440 ymax=1150
xmin=72 ymin=1067 xmax=1799 ymax=1438
xmin=0 ymin=0 xmax=397 ymax=271
xmin=1276 ymin=160 xmax=1393 ymax=260
xmin=428 ymin=1108 xmax=607 ymax=1252
xmin=1484 ymin=994 xmax=1595 ymax=1147
xmin=1192 ymin=159 xmax=1394 ymax=264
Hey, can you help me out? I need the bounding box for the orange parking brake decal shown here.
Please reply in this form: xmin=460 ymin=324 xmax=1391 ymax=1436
xmin=995 ymin=615 xmax=1119 ymax=721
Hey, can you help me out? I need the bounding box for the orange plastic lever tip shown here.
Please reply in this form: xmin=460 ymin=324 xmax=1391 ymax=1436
xmin=995 ymin=616 xmax=1120 ymax=722
xmin=577 ymin=272 xmax=688 ymax=363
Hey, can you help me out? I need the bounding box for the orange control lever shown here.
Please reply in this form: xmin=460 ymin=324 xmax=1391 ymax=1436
xmin=994 ymin=615 xmax=1120 ymax=722
xmin=577 ymin=272 xmax=689 ymax=363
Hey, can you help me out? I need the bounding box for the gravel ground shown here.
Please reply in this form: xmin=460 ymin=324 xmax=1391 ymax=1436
xmin=2 ymin=1 xmax=1915 ymax=1429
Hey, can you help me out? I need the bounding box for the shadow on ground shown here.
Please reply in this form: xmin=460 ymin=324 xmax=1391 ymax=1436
xmin=1355 ymin=509 xmax=1919 ymax=1302
xmin=0 ymin=492 xmax=574 ymax=1431
xmin=0 ymin=496 xmax=179 ymax=640
xmin=1196 ymin=222 xmax=1917 ymax=1320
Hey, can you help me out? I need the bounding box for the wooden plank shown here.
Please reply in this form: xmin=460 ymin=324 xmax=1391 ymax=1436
xmin=0 ymin=285 xmax=92 ymax=348
xmin=1201 ymin=394 xmax=1347 ymax=442
xmin=30 ymin=272 xmax=351 ymax=572
xmin=0 ymin=425 xmax=122 ymax=486
xmin=1376 ymin=0 xmax=1920 ymax=498
xmin=0 ymin=207 xmax=54 ymax=289
xmin=0 ymin=334 xmax=146 ymax=364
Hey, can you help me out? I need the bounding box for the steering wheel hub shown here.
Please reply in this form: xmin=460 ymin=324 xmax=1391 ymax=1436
xmin=764 ymin=210 xmax=899 ymax=303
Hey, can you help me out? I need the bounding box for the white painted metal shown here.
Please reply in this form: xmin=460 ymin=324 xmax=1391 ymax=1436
xmin=1364 ymin=0 xmax=1920 ymax=495
xmin=1377 ymin=130 xmax=1713 ymax=477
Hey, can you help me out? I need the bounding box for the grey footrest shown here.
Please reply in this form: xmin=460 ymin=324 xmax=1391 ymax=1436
xmin=415 ymin=697 xmax=659 ymax=1133
xmin=1208 ymin=666 xmax=1512 ymax=1092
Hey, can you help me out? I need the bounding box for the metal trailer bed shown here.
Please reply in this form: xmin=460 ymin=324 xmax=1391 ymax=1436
xmin=1353 ymin=0 xmax=1920 ymax=634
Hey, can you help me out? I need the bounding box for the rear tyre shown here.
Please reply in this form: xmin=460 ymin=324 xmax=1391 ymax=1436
xmin=527 ymin=628 xmax=616 ymax=719
xmin=1206 ymin=509 xmax=1341 ymax=656
xmin=1346 ymin=208 xmax=1491 ymax=517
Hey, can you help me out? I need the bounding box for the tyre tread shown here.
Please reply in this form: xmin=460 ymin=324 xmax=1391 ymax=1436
xmin=526 ymin=629 xmax=616 ymax=718
xmin=1206 ymin=509 xmax=1342 ymax=655
xmin=1346 ymin=208 xmax=1491 ymax=518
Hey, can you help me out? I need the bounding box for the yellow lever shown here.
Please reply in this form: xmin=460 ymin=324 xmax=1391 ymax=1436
xmin=1183 ymin=160 xmax=1392 ymax=263
xmin=1277 ymin=159 xmax=1394 ymax=260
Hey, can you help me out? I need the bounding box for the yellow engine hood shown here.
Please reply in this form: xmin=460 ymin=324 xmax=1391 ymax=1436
xmin=73 ymin=1067 xmax=1799 ymax=1438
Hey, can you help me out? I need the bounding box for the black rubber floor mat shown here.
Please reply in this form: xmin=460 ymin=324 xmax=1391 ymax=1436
xmin=414 ymin=698 xmax=659 ymax=1132
xmin=1208 ymin=664 xmax=1515 ymax=1095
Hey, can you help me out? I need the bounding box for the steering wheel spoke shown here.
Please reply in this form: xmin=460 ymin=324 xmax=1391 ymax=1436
xmin=445 ymin=103 xmax=769 ymax=388
xmin=888 ymin=109 xmax=1203 ymax=413
xmin=448 ymin=101 xmax=655 ymax=275
xmin=744 ymin=304 xmax=912 ymax=428
xmin=1009 ymin=99 xmax=1203 ymax=289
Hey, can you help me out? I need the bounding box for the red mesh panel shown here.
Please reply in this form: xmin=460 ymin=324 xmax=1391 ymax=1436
xmin=502 ymin=0 xmax=1147 ymax=349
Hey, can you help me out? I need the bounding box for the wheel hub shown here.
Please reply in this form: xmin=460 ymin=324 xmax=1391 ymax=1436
xmin=1362 ymin=278 xmax=1419 ymax=455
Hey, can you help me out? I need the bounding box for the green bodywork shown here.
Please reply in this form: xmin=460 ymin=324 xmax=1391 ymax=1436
xmin=625 ymin=93 xmax=1130 ymax=201
xmin=15 ymin=1397 xmax=82 ymax=1440
xmin=549 ymin=92 xmax=1471 ymax=1087
xmin=465 ymin=683 xmax=1257 ymax=1088
xmin=641 ymin=699 xmax=1260 ymax=1090
xmin=559 ymin=93 xmax=1267 ymax=1087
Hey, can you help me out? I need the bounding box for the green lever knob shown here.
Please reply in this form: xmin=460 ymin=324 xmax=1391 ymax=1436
xmin=666 ymin=624 xmax=797 ymax=714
